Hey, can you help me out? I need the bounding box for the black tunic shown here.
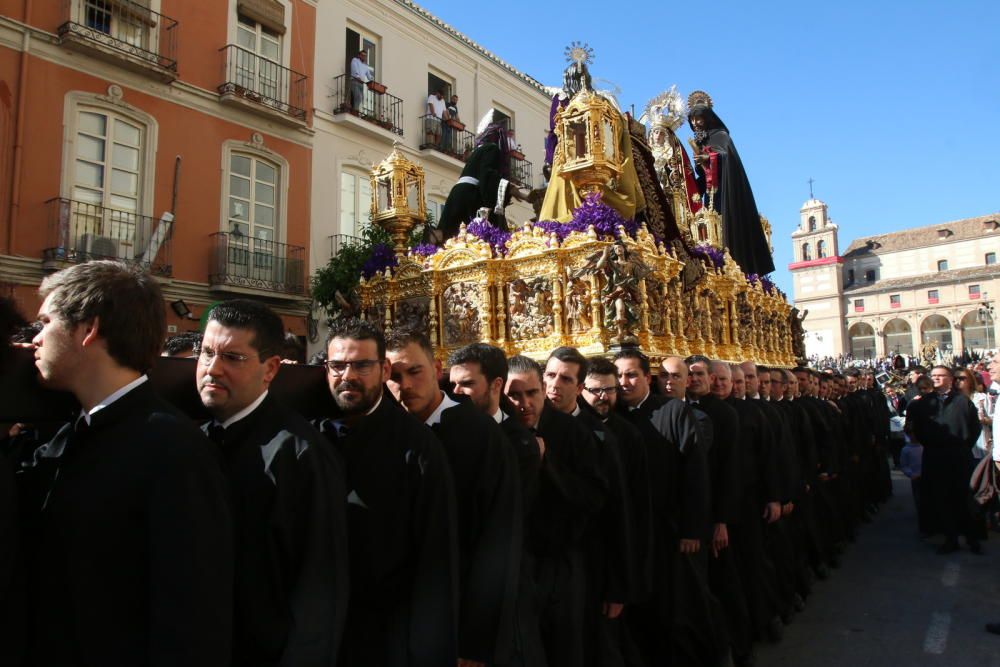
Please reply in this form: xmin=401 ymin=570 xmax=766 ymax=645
xmin=21 ymin=381 xmax=233 ymax=667
xmin=439 ymin=143 xmax=512 ymax=238
xmin=321 ymin=392 xmax=459 ymax=667
xmin=210 ymin=392 xmax=349 ymax=667
xmin=429 ymin=398 xmax=522 ymax=665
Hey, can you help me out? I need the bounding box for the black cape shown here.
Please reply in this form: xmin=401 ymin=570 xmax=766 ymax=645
xmin=439 ymin=143 xmax=512 ymax=239
xmin=209 ymin=392 xmax=349 ymax=667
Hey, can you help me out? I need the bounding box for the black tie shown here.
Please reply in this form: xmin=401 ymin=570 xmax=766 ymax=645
xmin=207 ymin=424 xmax=226 ymax=445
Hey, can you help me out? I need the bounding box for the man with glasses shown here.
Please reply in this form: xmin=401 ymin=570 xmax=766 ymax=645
xmin=320 ymin=318 xmax=459 ymax=667
xmin=23 ymin=261 xmax=233 ymax=666
xmin=385 ymin=330 xmax=520 ymax=667
xmin=907 ymin=365 xmax=982 ymax=554
xmin=197 ymin=299 xmax=348 ymax=666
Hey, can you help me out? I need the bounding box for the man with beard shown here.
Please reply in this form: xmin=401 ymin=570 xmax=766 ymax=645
xmin=614 ymin=351 xmax=727 ymax=667
xmin=686 ymin=91 xmax=774 ymax=276
xmin=447 ymin=344 xmax=544 ymax=667
xmin=543 ymin=347 xmax=639 ymax=667
xmin=385 ymin=331 xmax=520 ymax=667
xmin=691 ymin=358 xmax=750 ymax=667
xmin=505 ymin=355 xmax=606 ymax=667
xmin=197 ymin=300 xmax=348 ymax=667
xmin=22 ymin=261 xmax=233 ymax=666
xmin=907 ymin=366 xmax=982 ymax=554
xmin=725 ymin=365 xmax=785 ymax=646
xmin=320 ymin=318 xmax=458 ymax=667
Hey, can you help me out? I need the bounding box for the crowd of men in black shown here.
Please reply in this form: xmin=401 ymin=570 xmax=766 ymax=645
xmin=0 ymin=261 xmax=894 ymax=667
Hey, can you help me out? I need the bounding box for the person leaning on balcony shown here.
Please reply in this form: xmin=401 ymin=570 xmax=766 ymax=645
xmin=426 ymin=89 xmax=448 ymax=146
xmin=350 ymin=50 xmax=373 ymax=113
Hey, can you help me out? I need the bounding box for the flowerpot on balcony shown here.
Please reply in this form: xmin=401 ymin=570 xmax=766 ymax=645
xmin=446 ymin=119 xmax=465 ymax=131
xmin=367 ymin=81 xmax=387 ymax=94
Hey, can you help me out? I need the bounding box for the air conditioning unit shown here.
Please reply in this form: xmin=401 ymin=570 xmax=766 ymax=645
xmin=75 ymin=233 xmax=120 ymax=261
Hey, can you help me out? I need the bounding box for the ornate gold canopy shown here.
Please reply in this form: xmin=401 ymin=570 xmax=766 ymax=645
xmin=370 ymin=144 xmax=426 ymax=256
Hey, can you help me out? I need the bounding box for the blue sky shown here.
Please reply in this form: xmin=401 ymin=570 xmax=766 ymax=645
xmin=416 ymin=0 xmax=1000 ymax=294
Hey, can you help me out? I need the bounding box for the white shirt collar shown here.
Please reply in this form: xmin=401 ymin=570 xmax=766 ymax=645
xmin=491 ymin=407 xmax=506 ymax=424
xmin=80 ymin=375 xmax=148 ymax=425
xmin=629 ymin=389 xmax=651 ymax=411
xmin=425 ymin=392 xmax=460 ymax=427
xmin=218 ymin=390 xmax=269 ymax=429
xmin=571 ymin=404 xmax=581 ymax=417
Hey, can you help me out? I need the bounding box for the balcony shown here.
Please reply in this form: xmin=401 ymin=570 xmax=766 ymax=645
xmin=43 ymin=197 xmax=173 ymax=276
xmin=209 ymin=232 xmax=305 ymax=296
xmin=58 ymin=0 xmax=178 ymax=81
xmin=509 ymin=152 xmax=533 ymax=188
xmin=218 ymin=45 xmax=308 ymax=124
xmin=419 ymin=114 xmax=474 ymax=166
xmin=329 ymin=233 xmax=361 ymax=259
xmin=330 ymin=74 xmax=404 ymax=138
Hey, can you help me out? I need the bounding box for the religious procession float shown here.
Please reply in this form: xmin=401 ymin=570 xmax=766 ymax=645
xmin=317 ymin=46 xmax=803 ymax=368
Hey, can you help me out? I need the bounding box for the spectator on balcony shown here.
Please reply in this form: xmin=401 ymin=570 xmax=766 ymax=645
xmin=426 ymin=89 xmax=447 ymax=147
xmin=445 ymin=94 xmax=461 ymax=154
xmin=350 ymin=50 xmax=373 ymax=113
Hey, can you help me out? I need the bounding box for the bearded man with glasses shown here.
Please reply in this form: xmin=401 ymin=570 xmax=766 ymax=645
xmin=197 ymin=298 xmax=349 ymax=666
xmin=319 ymin=317 xmax=459 ymax=667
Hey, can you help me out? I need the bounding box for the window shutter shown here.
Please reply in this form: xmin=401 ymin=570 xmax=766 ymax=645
xmin=237 ymin=0 xmax=286 ymax=35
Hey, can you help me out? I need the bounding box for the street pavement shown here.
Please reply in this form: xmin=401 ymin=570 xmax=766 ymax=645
xmin=756 ymin=471 xmax=1000 ymax=667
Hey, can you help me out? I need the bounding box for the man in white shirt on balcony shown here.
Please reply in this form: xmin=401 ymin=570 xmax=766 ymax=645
xmin=426 ymin=89 xmax=447 ymax=147
xmin=349 ymin=50 xmax=373 ymax=113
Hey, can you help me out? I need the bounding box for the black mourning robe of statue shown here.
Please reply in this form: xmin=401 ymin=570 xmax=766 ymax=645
xmin=531 ymin=403 xmax=607 ymax=667
xmin=429 ymin=398 xmax=522 ymax=665
xmin=321 ymin=391 xmax=459 ymax=667
xmin=210 ymin=393 xmax=349 ymax=667
xmin=620 ymin=393 xmax=728 ymax=667
xmin=727 ymin=397 xmax=783 ymax=637
xmin=692 ymin=120 xmax=775 ymax=276
xmin=691 ymin=394 xmax=750 ymax=661
xmin=439 ymin=143 xmax=512 ymax=239
xmin=906 ymin=391 xmax=982 ymax=542
xmin=20 ymin=381 xmax=234 ymax=667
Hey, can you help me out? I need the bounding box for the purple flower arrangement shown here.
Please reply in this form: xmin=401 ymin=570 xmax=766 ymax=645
xmin=361 ymin=242 xmax=398 ymax=279
xmin=466 ymin=218 xmax=513 ymax=255
xmin=690 ymin=243 xmax=725 ymax=269
xmin=745 ymin=272 xmax=776 ymax=294
xmin=534 ymin=192 xmax=641 ymax=241
xmin=410 ymin=243 xmax=439 ymax=258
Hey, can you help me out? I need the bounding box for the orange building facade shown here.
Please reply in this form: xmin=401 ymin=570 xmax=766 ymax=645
xmin=0 ymin=0 xmax=316 ymax=337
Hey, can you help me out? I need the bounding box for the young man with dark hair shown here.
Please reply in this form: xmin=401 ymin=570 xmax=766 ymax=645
xmin=24 ymin=261 xmax=233 ymax=667
xmin=320 ymin=318 xmax=459 ymax=667
xmin=198 ymin=299 xmax=349 ymax=666
xmin=612 ymin=349 xmax=721 ymax=667
xmin=505 ymin=354 xmax=606 ymax=667
xmin=385 ymin=330 xmax=520 ymax=667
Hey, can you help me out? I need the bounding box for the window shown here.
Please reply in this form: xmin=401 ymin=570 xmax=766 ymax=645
xmin=340 ymin=170 xmax=372 ymax=238
xmin=987 ymin=252 xmax=997 ymax=265
xmin=427 ymin=197 xmax=445 ymax=229
xmin=937 ymin=259 xmax=948 ymax=271
xmin=427 ymin=72 xmax=452 ymax=101
xmin=808 ymin=216 xmax=816 ymax=232
xmin=970 ymin=284 xmax=982 ymax=299
xmin=73 ymin=108 xmax=144 ymax=215
xmin=83 ymin=0 xmax=150 ymax=50
xmin=847 ymin=269 xmax=855 ymax=284
xmin=854 ymin=299 xmax=865 ymax=313
xmin=801 ymin=242 xmax=812 ymax=261
xmin=928 ymin=289 xmax=939 ymax=305
xmin=228 ymin=152 xmax=279 ymax=242
xmin=816 ymin=239 xmax=827 ymax=258
xmin=890 ymin=294 xmax=901 ymax=309
xmin=865 ymin=269 xmax=876 ymax=282
xmin=345 ymin=27 xmax=378 ymax=79
xmin=236 ymin=15 xmax=282 ymax=100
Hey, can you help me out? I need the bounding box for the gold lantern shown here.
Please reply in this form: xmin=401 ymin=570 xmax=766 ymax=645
xmin=370 ymin=144 xmax=426 ymax=257
xmin=556 ymin=88 xmax=624 ymax=196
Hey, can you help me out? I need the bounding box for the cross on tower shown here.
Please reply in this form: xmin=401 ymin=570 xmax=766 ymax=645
xmin=808 ymin=177 xmax=815 ymax=199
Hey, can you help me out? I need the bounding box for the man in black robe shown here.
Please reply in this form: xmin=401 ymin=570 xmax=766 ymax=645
xmin=385 ymin=331 xmax=521 ymax=667
xmin=20 ymin=260 xmax=233 ymax=666
xmin=447 ymin=343 xmax=545 ymax=667
xmin=506 ymin=355 xmax=607 ymax=667
xmin=687 ymin=92 xmax=775 ymax=276
xmin=197 ymin=300 xmax=348 ymax=666
xmin=320 ymin=318 xmax=459 ymax=667
xmin=614 ymin=350 xmax=728 ymax=667
xmin=438 ymin=113 xmax=529 ymax=239
xmin=907 ymin=366 xmax=982 ymax=554
xmin=543 ymin=348 xmax=640 ymax=667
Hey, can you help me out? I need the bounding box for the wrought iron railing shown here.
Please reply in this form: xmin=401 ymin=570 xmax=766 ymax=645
xmin=209 ymin=232 xmax=305 ymax=295
xmin=43 ymin=197 xmax=173 ymax=276
xmin=418 ymin=114 xmax=475 ymax=161
xmin=58 ymin=0 xmax=178 ymax=72
xmin=331 ymin=74 xmax=404 ymax=136
xmin=329 ymin=234 xmax=362 ymax=259
xmin=219 ymin=45 xmax=308 ymax=120
xmin=509 ymin=154 xmax=533 ymax=188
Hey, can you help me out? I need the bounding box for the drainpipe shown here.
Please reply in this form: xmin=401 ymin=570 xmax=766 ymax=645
xmin=7 ymin=0 xmax=32 ymax=254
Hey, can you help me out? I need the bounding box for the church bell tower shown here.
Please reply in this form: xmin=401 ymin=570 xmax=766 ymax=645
xmin=789 ymin=198 xmax=845 ymax=358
